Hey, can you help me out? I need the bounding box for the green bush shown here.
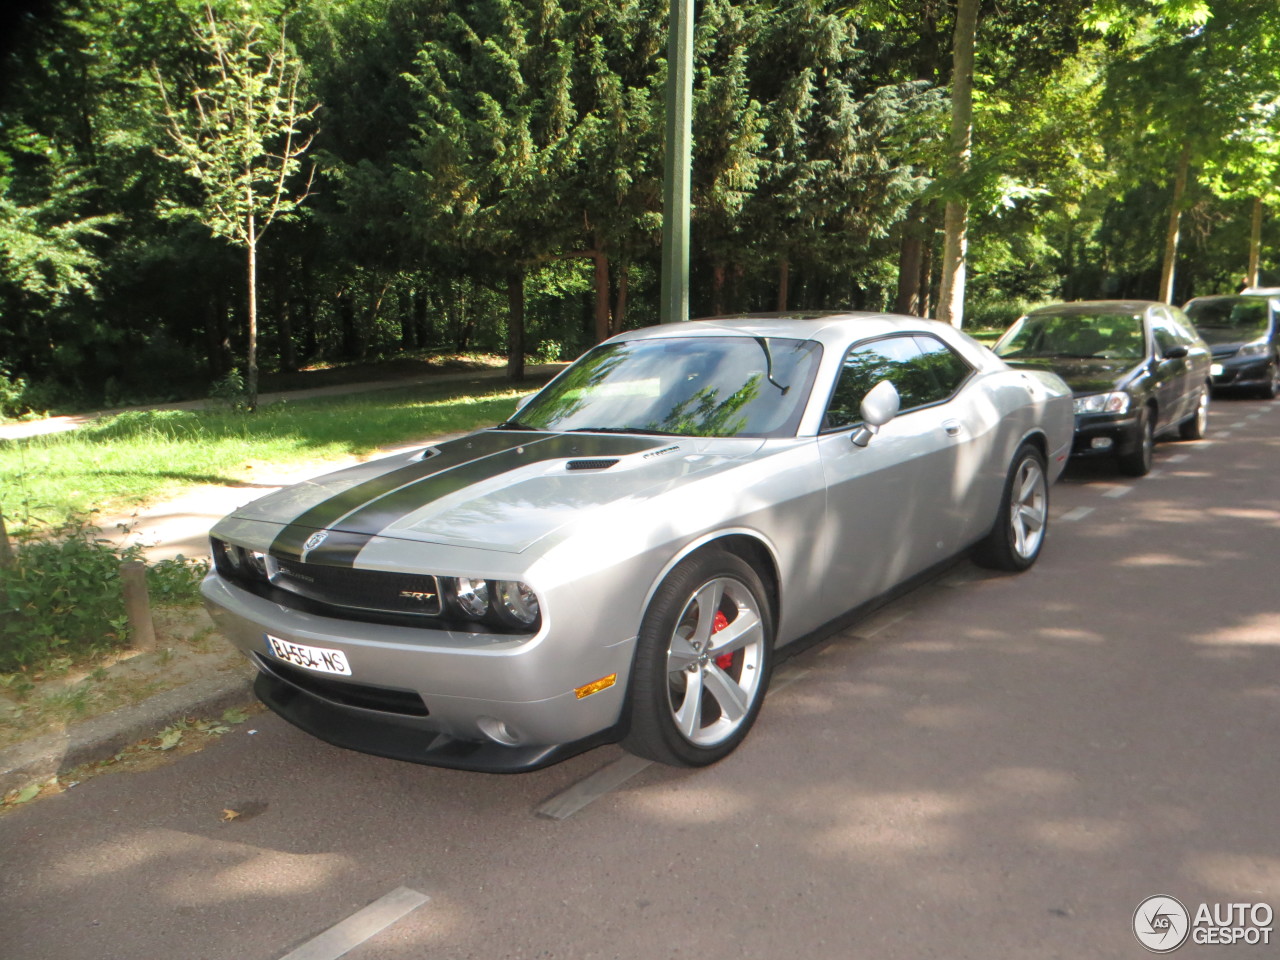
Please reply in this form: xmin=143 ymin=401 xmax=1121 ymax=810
xmin=0 ymin=516 xmax=208 ymax=672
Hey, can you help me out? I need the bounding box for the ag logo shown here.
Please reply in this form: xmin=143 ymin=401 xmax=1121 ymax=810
xmin=1134 ymin=895 xmax=1190 ymax=953
xmin=301 ymin=530 xmax=328 ymax=557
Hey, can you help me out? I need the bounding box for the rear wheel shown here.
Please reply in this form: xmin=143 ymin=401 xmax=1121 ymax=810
xmin=973 ymin=443 xmax=1048 ymax=572
xmin=1178 ymin=389 xmax=1209 ymax=440
xmin=623 ymin=550 xmax=773 ymax=767
xmin=1118 ymin=406 xmax=1155 ymax=477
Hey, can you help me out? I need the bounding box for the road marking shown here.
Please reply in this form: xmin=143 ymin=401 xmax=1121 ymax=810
xmin=1246 ymin=413 xmax=1262 ymax=421
xmin=536 ymin=664 xmax=813 ymax=821
xmin=1231 ymin=421 xmax=1248 ymax=428
xmin=1166 ymin=453 xmax=1189 ymax=463
xmin=1146 ymin=469 xmax=1164 ymax=479
xmin=278 ymin=887 xmax=429 ymax=960
xmin=537 ymin=754 xmax=653 ymax=821
xmin=1059 ymin=506 xmax=1094 ymax=522
xmin=1214 ymin=431 xmax=1233 ymax=439
xmin=1102 ymin=486 xmax=1133 ymax=498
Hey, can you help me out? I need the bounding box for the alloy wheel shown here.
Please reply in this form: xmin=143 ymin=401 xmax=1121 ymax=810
xmin=1009 ymin=457 xmax=1047 ymax=561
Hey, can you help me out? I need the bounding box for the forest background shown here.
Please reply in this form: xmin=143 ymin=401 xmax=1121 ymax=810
xmin=2 ymin=0 xmax=1279 ymax=416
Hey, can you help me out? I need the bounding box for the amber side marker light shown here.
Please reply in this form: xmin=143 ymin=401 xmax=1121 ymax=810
xmin=575 ymin=674 xmax=617 ymax=699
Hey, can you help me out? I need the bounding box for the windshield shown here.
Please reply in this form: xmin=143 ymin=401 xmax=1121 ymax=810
xmin=1185 ymin=298 xmax=1271 ymax=344
xmin=509 ymin=335 xmax=823 ymax=438
xmin=996 ymin=312 xmax=1145 ymax=361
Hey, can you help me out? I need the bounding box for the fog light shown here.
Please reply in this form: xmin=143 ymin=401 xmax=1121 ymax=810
xmin=1091 ymin=437 xmax=1114 ymax=450
xmin=477 ymin=716 xmax=521 ymax=746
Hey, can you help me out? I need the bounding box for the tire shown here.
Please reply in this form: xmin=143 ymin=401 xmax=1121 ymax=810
xmin=622 ymin=550 xmax=773 ymax=767
xmin=972 ymin=443 xmax=1049 ymax=572
xmin=1117 ymin=405 xmax=1155 ymax=477
xmin=1178 ymin=389 xmax=1209 ymax=440
xmin=1260 ymin=361 xmax=1279 ymax=400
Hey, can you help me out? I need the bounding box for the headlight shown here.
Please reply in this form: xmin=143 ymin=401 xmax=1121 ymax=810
xmin=1237 ymin=340 xmax=1269 ymax=357
xmin=495 ymin=580 xmax=540 ymax=626
xmin=1073 ymin=392 xmax=1131 ymax=415
xmin=452 ymin=576 xmax=490 ymax=617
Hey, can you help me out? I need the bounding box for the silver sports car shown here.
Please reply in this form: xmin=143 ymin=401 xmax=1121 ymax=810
xmin=202 ymin=313 xmax=1073 ymax=772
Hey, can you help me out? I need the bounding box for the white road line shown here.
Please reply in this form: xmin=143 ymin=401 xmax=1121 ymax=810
xmin=536 ymin=755 xmax=653 ymax=821
xmin=1102 ymin=486 xmax=1133 ymax=498
xmin=1146 ymin=469 xmax=1164 ymax=479
xmin=278 ymin=887 xmax=429 ymax=960
xmin=1166 ymin=454 xmax=1189 ymax=463
xmin=1231 ymin=421 xmax=1248 ymax=428
xmin=1214 ymin=431 xmax=1233 ymax=439
xmin=1059 ymin=506 xmax=1095 ymax=522
xmin=1247 ymin=413 xmax=1262 ymax=421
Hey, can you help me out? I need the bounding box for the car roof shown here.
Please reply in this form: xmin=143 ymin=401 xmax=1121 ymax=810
xmin=612 ymin=311 xmax=958 ymax=348
xmin=1024 ymin=300 xmax=1158 ymax=317
xmin=1185 ymin=294 xmax=1273 ymax=304
xmin=1242 ymin=286 xmax=1280 ymax=296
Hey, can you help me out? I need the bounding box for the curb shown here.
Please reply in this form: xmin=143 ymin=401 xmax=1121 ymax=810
xmin=0 ymin=667 xmax=258 ymax=794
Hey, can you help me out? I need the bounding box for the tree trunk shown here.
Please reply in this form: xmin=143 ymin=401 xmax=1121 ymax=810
xmin=612 ymin=263 xmax=629 ymax=336
xmin=896 ymin=221 xmax=923 ymax=316
xmin=507 ymin=268 xmax=525 ymax=382
xmin=338 ymin=288 xmax=358 ymax=358
xmin=919 ymin=232 xmax=935 ymax=320
xmin=712 ymin=262 xmax=727 ymax=316
xmin=1248 ymin=196 xmax=1263 ymax=288
xmin=1159 ymin=140 xmax=1192 ymax=304
xmin=937 ymin=0 xmax=978 ymax=329
xmin=777 ymin=258 xmax=791 ymax=312
xmin=246 ymin=214 xmax=259 ymax=410
xmin=592 ymin=242 xmax=611 ymax=344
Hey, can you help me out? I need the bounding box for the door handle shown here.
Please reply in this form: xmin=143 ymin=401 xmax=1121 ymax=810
xmin=943 ymin=420 xmax=962 ymax=437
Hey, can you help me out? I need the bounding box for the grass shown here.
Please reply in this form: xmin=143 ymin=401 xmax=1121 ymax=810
xmin=0 ymin=374 xmax=545 ymax=530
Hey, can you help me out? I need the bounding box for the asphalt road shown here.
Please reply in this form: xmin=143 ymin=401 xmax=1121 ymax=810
xmin=3 ymin=398 xmax=1278 ymax=960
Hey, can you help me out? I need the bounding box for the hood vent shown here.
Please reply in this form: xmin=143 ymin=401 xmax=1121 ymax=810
xmin=566 ymin=458 xmax=620 ymax=471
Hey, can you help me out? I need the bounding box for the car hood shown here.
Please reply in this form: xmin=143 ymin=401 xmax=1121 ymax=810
xmin=1002 ymin=357 xmax=1138 ymax=395
xmin=230 ymin=430 xmax=765 ymax=555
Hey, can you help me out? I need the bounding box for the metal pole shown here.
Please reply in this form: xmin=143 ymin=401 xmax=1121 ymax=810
xmin=659 ymin=0 xmax=694 ymax=324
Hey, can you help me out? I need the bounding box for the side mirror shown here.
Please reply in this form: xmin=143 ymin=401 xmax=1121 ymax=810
xmin=1162 ymin=344 xmax=1189 ymax=360
xmin=851 ymin=380 xmax=901 ymax=447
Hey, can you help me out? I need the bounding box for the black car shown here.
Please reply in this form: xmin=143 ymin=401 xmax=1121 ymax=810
xmin=1182 ymin=294 xmax=1280 ymax=399
xmin=993 ymin=300 xmax=1212 ymax=477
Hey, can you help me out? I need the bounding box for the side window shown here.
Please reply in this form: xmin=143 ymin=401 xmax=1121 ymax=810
xmin=1151 ymin=316 xmax=1180 ymax=356
xmin=824 ymin=335 xmax=971 ymax=431
xmin=912 ymin=335 xmax=973 ymax=395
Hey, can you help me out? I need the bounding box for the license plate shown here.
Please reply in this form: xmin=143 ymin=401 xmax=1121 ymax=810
xmin=266 ymin=635 xmax=352 ymax=675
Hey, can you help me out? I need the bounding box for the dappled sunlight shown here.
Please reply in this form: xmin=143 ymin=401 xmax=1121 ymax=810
xmin=1207 ymin=506 xmax=1280 ymax=525
xmin=901 ymin=704 xmax=990 ymax=730
xmin=620 ymin=780 xmax=754 ymax=822
xmin=1026 ymin=817 xmax=1130 ymax=854
xmin=50 ymin=829 xmax=357 ymax=904
xmin=1116 ymin=552 xmax=1203 ymax=568
xmin=1184 ymin=853 xmax=1280 ymax=900
xmin=980 ymin=766 xmax=1078 ymax=795
xmin=802 ymin=789 xmax=966 ymax=856
xmin=1035 ymin=626 xmax=1106 ymax=643
xmin=1191 ymin=612 xmax=1280 ymax=646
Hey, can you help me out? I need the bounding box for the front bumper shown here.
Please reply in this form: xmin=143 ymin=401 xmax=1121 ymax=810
xmin=1070 ymin=411 xmax=1142 ymax=459
xmin=1210 ymin=357 xmax=1271 ymax=389
xmin=201 ymin=574 xmax=637 ymax=771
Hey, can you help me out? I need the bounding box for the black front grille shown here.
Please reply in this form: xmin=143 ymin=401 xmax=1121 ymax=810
xmin=270 ymin=559 xmax=443 ymax=617
xmin=256 ymin=654 xmax=429 ymax=716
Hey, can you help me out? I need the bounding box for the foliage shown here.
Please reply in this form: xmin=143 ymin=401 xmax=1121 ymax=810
xmin=0 ymin=515 xmax=201 ymax=672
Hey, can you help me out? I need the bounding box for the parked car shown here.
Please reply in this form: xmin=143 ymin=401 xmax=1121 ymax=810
xmin=993 ymin=300 xmax=1212 ymax=477
xmin=1183 ymin=294 xmax=1280 ymax=399
xmin=203 ymin=313 xmax=1073 ymax=772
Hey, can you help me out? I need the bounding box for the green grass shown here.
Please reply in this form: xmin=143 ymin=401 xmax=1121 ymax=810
xmin=0 ymin=376 xmax=541 ymax=530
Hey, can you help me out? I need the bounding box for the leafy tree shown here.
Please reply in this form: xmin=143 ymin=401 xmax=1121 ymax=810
xmin=155 ymin=0 xmax=319 ymax=408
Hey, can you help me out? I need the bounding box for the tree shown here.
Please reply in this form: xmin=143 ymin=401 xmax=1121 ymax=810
xmin=155 ymin=1 xmax=318 ymax=408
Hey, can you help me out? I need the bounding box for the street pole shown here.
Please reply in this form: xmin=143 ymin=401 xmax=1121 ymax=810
xmin=659 ymin=0 xmax=694 ymax=324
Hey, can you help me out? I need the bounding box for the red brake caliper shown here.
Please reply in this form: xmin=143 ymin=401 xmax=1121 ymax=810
xmin=712 ymin=611 xmax=734 ymax=669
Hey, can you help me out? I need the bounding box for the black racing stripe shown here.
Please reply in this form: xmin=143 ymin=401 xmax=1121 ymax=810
xmin=290 ymin=530 xmax=375 ymax=567
xmin=329 ymin=432 xmax=667 ymax=548
xmin=270 ymin=431 xmax=527 ymax=561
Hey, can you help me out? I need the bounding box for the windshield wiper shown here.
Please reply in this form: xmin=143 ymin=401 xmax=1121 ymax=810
xmin=494 ymin=419 xmax=540 ymax=431
xmin=567 ymin=426 xmax=685 ymax=436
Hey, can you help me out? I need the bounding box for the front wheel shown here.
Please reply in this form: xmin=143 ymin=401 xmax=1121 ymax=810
xmin=622 ymin=550 xmax=773 ymax=767
xmin=1117 ymin=406 xmax=1155 ymax=477
xmin=1260 ymin=361 xmax=1279 ymax=400
xmin=972 ymin=443 xmax=1049 ymax=572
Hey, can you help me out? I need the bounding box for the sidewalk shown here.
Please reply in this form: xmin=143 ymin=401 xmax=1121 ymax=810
xmin=0 ymin=362 xmax=565 ymax=796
